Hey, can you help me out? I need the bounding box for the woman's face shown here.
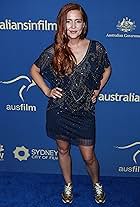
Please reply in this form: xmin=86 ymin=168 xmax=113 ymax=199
xmin=66 ymin=9 xmax=85 ymax=40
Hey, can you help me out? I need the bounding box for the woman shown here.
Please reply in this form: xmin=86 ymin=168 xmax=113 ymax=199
xmin=30 ymin=3 xmax=111 ymax=204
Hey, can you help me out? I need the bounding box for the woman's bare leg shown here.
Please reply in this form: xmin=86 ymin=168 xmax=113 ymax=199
xmin=56 ymin=139 xmax=72 ymax=184
xmin=79 ymin=145 xmax=100 ymax=184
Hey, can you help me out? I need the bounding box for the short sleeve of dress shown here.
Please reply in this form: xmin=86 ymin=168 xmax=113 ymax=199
xmin=94 ymin=41 xmax=111 ymax=89
xmin=34 ymin=44 xmax=54 ymax=77
xmin=96 ymin=41 xmax=111 ymax=69
xmin=34 ymin=49 xmax=47 ymax=69
xmin=102 ymin=49 xmax=111 ymax=69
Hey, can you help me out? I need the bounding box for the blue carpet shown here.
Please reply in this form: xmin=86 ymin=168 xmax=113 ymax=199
xmin=0 ymin=172 xmax=139 ymax=207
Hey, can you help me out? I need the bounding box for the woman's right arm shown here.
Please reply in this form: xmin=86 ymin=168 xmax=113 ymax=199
xmin=30 ymin=64 xmax=51 ymax=96
xmin=30 ymin=64 xmax=63 ymax=99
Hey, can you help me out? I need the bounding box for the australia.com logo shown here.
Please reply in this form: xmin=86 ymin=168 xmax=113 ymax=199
xmin=106 ymin=17 xmax=140 ymax=39
xmin=98 ymin=92 xmax=140 ymax=103
xmin=0 ymin=74 xmax=37 ymax=112
xmin=115 ymin=141 xmax=140 ymax=173
xmin=13 ymin=146 xmax=58 ymax=161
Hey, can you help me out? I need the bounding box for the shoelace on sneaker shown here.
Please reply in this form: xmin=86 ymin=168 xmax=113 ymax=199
xmin=94 ymin=183 xmax=103 ymax=195
xmin=64 ymin=183 xmax=72 ymax=196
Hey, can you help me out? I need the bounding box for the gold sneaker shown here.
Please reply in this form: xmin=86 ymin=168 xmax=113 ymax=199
xmin=94 ymin=182 xmax=106 ymax=204
xmin=62 ymin=182 xmax=73 ymax=204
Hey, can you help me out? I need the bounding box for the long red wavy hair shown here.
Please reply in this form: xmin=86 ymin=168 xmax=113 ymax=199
xmin=52 ymin=3 xmax=88 ymax=76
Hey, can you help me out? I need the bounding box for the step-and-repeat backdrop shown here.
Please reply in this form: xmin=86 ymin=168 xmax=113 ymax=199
xmin=0 ymin=0 xmax=140 ymax=177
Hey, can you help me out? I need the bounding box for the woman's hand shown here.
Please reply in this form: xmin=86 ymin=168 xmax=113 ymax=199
xmin=91 ymin=90 xmax=100 ymax=103
xmin=48 ymin=87 xmax=63 ymax=99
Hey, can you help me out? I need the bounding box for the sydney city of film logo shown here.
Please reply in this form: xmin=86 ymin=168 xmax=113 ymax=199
xmin=0 ymin=144 xmax=4 ymax=161
xmin=106 ymin=17 xmax=140 ymax=39
xmin=13 ymin=146 xmax=58 ymax=161
xmin=116 ymin=141 xmax=140 ymax=173
xmin=0 ymin=75 xmax=37 ymax=112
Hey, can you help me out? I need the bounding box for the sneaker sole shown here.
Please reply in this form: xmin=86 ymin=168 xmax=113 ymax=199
xmin=61 ymin=193 xmax=73 ymax=204
xmin=95 ymin=198 xmax=106 ymax=204
xmin=62 ymin=198 xmax=73 ymax=204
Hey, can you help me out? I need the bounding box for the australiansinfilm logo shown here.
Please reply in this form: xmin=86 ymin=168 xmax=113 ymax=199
xmin=106 ymin=17 xmax=140 ymax=39
xmin=0 ymin=75 xmax=37 ymax=112
xmin=0 ymin=19 xmax=57 ymax=31
xmin=115 ymin=141 xmax=140 ymax=173
xmin=13 ymin=146 xmax=58 ymax=161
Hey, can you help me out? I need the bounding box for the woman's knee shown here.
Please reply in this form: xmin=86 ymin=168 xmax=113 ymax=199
xmin=57 ymin=142 xmax=70 ymax=156
xmin=79 ymin=145 xmax=97 ymax=166
xmin=58 ymin=147 xmax=70 ymax=156
xmin=83 ymin=155 xmax=97 ymax=166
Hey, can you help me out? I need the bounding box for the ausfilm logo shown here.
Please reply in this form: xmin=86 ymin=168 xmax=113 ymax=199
xmin=0 ymin=19 xmax=57 ymax=31
xmin=0 ymin=75 xmax=37 ymax=112
xmin=13 ymin=146 xmax=58 ymax=161
xmin=106 ymin=17 xmax=140 ymax=39
xmin=115 ymin=141 xmax=140 ymax=173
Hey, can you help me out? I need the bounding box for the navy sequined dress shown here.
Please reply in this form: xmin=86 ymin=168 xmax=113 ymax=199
xmin=34 ymin=40 xmax=111 ymax=146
